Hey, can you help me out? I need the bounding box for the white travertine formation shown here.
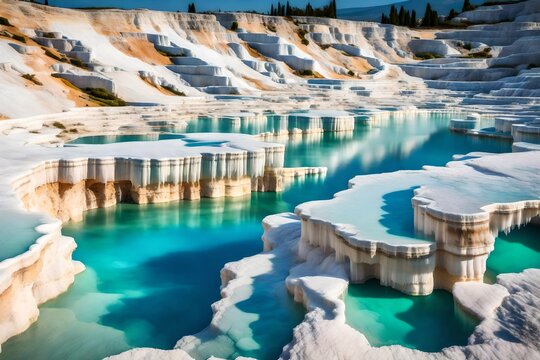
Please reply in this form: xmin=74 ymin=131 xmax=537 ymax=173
xmin=54 ymin=71 xmax=116 ymax=93
xmin=449 ymin=118 xmax=478 ymax=132
xmin=112 ymin=212 xmax=540 ymax=359
xmin=0 ymin=122 xmax=319 ymax=345
xmin=182 ymin=110 xmax=356 ymax=136
xmin=33 ymin=30 xmax=94 ymax=64
xmin=0 ymin=0 xmax=538 ymax=119
xmin=0 ymin=0 xmax=539 ymax=357
xmin=512 ymin=118 xmax=540 ymax=144
xmin=296 ymin=151 xmax=540 ymax=295
xmin=237 ymin=32 xmax=317 ymax=72
xmin=7 ymin=43 xmax=39 ymax=55
xmin=438 ymin=23 xmax=540 ymax=47
xmin=408 ymin=39 xmax=461 ymax=57
xmin=513 ymin=141 xmax=540 ymax=152
xmin=228 ymin=42 xmax=289 ymax=84
xmin=0 ymin=219 xmax=84 ymax=346
xmin=452 ymin=281 xmax=509 ymax=320
xmin=286 ymin=110 xmax=356 ymax=133
xmin=277 ymin=213 xmax=540 ymax=360
xmin=454 ymin=0 xmax=540 ymax=24
xmin=106 ymin=348 xmax=194 ymax=360
xmin=10 ymin=133 xmax=287 ymax=224
xmin=401 ymin=64 xmax=517 ymax=81
xmin=494 ymin=115 xmax=537 ymax=133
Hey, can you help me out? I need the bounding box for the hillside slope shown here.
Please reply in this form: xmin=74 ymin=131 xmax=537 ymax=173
xmin=0 ymin=0 xmax=421 ymax=118
xmin=0 ymin=0 xmax=538 ymax=120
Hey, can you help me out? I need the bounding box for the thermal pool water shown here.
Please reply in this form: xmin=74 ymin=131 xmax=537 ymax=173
xmin=3 ymin=112 xmax=530 ymax=360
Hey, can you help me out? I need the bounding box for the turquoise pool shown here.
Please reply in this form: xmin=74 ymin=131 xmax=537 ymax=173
xmin=2 ymin=112 xmax=520 ymax=360
xmin=344 ymin=222 xmax=540 ymax=353
xmin=345 ymin=280 xmax=477 ymax=352
xmin=485 ymin=224 xmax=540 ymax=282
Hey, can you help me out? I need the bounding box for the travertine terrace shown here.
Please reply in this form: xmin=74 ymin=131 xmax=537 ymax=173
xmin=0 ymin=0 xmax=539 ymax=359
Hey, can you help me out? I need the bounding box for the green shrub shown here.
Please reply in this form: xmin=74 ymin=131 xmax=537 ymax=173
xmin=52 ymin=121 xmax=66 ymax=129
xmin=295 ymin=69 xmax=314 ymax=77
xmin=162 ymin=85 xmax=186 ymax=96
xmin=318 ymin=44 xmax=331 ymax=50
xmin=44 ymin=48 xmax=66 ymax=62
xmin=22 ymin=73 xmax=43 ymax=86
xmin=415 ymin=52 xmax=443 ymax=60
xmin=69 ymin=57 xmax=86 ymax=68
xmin=12 ymin=34 xmax=26 ymax=43
xmin=85 ymin=87 xmax=127 ymax=106
xmin=266 ymin=23 xmax=277 ymax=32
xmin=0 ymin=16 xmax=12 ymax=27
xmin=463 ymin=42 xmax=472 ymax=50
xmin=347 ymin=70 xmax=355 ymax=76
xmin=482 ymin=1 xmax=516 ymax=5
xmin=466 ymin=47 xmax=492 ymax=58
xmin=42 ymin=32 xmax=56 ymax=39
xmin=230 ymin=21 xmax=239 ymax=31
xmin=157 ymin=49 xmax=183 ymax=58
xmin=86 ymin=87 xmax=116 ymax=100
xmin=297 ymin=28 xmax=310 ymax=46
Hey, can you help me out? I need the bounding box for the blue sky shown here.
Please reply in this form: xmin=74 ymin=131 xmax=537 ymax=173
xmin=50 ymin=0 xmax=401 ymax=12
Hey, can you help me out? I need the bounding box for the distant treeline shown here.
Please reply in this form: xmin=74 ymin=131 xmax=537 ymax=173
xmin=381 ymin=0 xmax=477 ymax=27
xmin=380 ymin=6 xmax=417 ymax=27
xmin=269 ymin=0 xmax=337 ymax=18
xmin=31 ymin=0 xmax=335 ymax=19
xmin=183 ymin=0 xmax=337 ymax=17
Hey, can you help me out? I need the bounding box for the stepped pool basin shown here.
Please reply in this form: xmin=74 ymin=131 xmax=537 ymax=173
xmin=1 ymin=112 xmax=518 ymax=360
xmin=67 ymin=133 xmax=185 ymax=145
xmin=344 ymin=221 xmax=539 ymax=353
xmin=68 ymin=111 xmax=358 ymax=144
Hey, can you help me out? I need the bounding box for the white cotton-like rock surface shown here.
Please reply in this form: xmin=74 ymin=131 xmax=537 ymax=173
xmin=0 ymin=126 xmax=289 ymax=345
xmin=453 ymin=281 xmax=509 ymax=320
xmin=296 ymin=151 xmax=540 ymax=294
xmin=106 ymin=348 xmax=195 ymax=360
xmin=274 ymin=214 xmax=540 ymax=360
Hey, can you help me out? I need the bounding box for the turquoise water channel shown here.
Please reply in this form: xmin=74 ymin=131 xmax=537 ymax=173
xmin=345 ymin=223 xmax=540 ymax=353
xmin=485 ymin=224 xmax=540 ymax=282
xmin=345 ymin=280 xmax=477 ymax=352
xmin=3 ymin=112 xmax=534 ymax=360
